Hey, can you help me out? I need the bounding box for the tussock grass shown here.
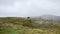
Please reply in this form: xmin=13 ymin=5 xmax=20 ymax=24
xmin=0 ymin=17 xmax=60 ymax=34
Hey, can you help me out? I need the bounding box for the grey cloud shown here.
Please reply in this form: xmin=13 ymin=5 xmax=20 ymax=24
xmin=0 ymin=0 xmax=14 ymax=6
xmin=0 ymin=0 xmax=60 ymax=17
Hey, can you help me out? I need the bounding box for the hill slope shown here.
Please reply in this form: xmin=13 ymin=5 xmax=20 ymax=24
xmin=0 ymin=17 xmax=60 ymax=34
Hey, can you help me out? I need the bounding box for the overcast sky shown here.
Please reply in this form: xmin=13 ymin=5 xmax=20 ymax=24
xmin=0 ymin=0 xmax=60 ymax=17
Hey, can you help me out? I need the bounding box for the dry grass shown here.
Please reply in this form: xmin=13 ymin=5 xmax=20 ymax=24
xmin=0 ymin=17 xmax=60 ymax=34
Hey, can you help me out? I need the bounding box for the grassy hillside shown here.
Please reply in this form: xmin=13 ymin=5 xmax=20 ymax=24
xmin=0 ymin=17 xmax=60 ymax=34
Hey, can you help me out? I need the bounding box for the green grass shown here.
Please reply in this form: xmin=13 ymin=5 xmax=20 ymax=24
xmin=0 ymin=26 xmax=60 ymax=34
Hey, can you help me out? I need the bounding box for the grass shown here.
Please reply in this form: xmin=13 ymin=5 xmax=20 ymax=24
xmin=0 ymin=17 xmax=60 ymax=34
xmin=0 ymin=26 xmax=60 ymax=34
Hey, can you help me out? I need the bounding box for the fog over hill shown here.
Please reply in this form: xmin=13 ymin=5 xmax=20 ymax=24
xmin=39 ymin=15 xmax=60 ymax=22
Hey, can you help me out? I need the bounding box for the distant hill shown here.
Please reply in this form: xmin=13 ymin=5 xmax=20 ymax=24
xmin=39 ymin=15 xmax=60 ymax=22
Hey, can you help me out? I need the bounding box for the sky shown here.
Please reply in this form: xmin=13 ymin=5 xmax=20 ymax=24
xmin=0 ymin=0 xmax=60 ymax=17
